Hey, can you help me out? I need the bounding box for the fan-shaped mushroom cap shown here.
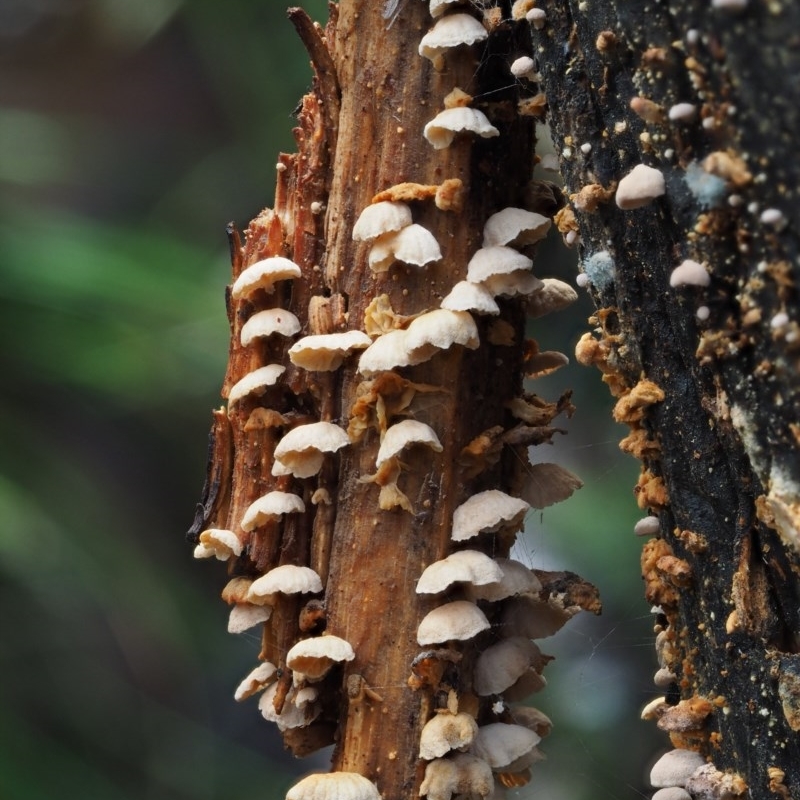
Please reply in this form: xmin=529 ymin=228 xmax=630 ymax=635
xmin=424 ymin=107 xmax=499 ymax=150
xmin=240 ymin=308 xmax=301 ymax=346
xmin=368 ymin=224 xmax=442 ymax=272
xmin=228 ymin=603 xmax=272 ymax=634
xmin=286 ymin=635 xmax=356 ymax=681
xmin=228 ymin=364 xmax=285 ymax=406
xmin=482 ymin=208 xmax=551 ymax=248
xmin=231 ymin=257 xmax=302 ymax=300
xmin=377 ymin=420 xmax=443 ymax=468
xmin=466 ymin=558 xmax=542 ymax=602
xmin=247 ymin=565 xmax=323 ymax=604
xmin=286 ymin=772 xmax=381 ymax=800
xmin=234 ymin=661 xmax=278 ymax=701
xmin=467 ymin=246 xmax=533 ymax=283
xmin=419 ymin=14 xmax=488 ymax=64
xmin=440 ymin=281 xmax=500 ymax=315
xmin=669 ymin=258 xmax=710 ymax=288
xmin=404 ymin=309 xmax=479 ymax=363
xmin=418 ymin=600 xmax=491 ymax=645
xmin=357 ymin=329 xmax=411 ymax=375
xmin=482 ymin=270 xmax=543 ymax=297
xmin=240 ymin=491 xmax=305 ymax=532
xmin=526 ymin=278 xmax=578 ymax=318
xmin=509 ymin=705 xmax=553 ymax=738
xmin=451 ymin=490 xmax=530 ymax=542
xmin=258 ymin=683 xmax=320 ymax=731
xmin=289 ymin=330 xmax=372 ymax=372
xmin=474 ymin=638 xmax=543 ymax=696
xmin=273 ymin=422 xmax=351 ymax=478
xmin=429 ymin=0 xmax=466 ymax=17
xmin=420 ymin=712 xmax=479 ymax=760
xmin=419 ymin=753 xmax=494 ymax=800
xmin=649 ymin=749 xmax=705 ymax=788
xmin=500 ymin=596 xmax=573 ymax=639
xmin=615 ymin=163 xmax=666 ymax=209
xmin=417 ymin=550 xmax=504 ymax=595
xmin=352 ymin=201 xmax=413 ymax=242
xmin=195 ymin=528 xmax=242 ymax=561
xmin=470 ymin=723 xmax=541 ymax=770
xmin=519 ymin=462 xmax=583 ymax=508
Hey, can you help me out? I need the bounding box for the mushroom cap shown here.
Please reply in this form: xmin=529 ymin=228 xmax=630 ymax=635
xmin=273 ymin=422 xmax=351 ymax=478
xmin=286 ymin=635 xmax=356 ymax=680
xmin=451 ymin=490 xmax=530 ymax=542
xmin=482 ymin=208 xmax=551 ymax=248
xmin=482 ymin=270 xmax=543 ymax=297
xmin=404 ymin=309 xmax=479 ymax=363
xmin=424 ymin=107 xmax=499 ymax=150
xmin=258 ymin=683 xmax=320 ymax=731
xmin=227 ymin=603 xmax=272 ymax=634
xmin=518 ymin=462 xmax=583 ymax=508
xmin=526 ymin=278 xmax=578 ymax=318
xmin=377 ymin=419 xmax=443 ymax=468
xmin=474 ymin=638 xmax=541 ymax=696
xmin=247 ymin=565 xmax=323 ymax=603
xmin=240 ymin=308 xmax=301 ymax=346
xmin=289 ymin=330 xmax=372 ymax=372
xmin=357 ymin=329 xmax=411 ymax=375
xmin=429 ymin=0 xmax=466 ymax=18
xmin=231 ymin=257 xmax=302 ymax=300
xmin=466 ymin=557 xmax=542 ymax=602
xmin=419 ymin=712 xmax=479 ymax=760
xmin=649 ymin=749 xmax=706 ymax=788
xmin=240 ymin=491 xmax=305 ymax=532
xmin=470 ymin=722 xmax=541 ymax=769
xmin=418 ymin=14 xmax=488 ymax=63
xmin=197 ymin=528 xmax=242 ymax=560
xmin=669 ymin=258 xmax=710 ymax=287
xmin=286 ymin=772 xmax=381 ymax=800
xmin=352 ymin=201 xmax=413 ymax=242
xmin=509 ymin=705 xmax=553 ymax=738
xmin=440 ymin=281 xmax=500 ymax=316
xmin=652 ymin=790 xmax=692 ymax=800
xmin=417 ymin=600 xmax=491 ymax=645
xmin=419 ymin=753 xmax=494 ymax=800
xmin=416 ymin=550 xmax=504 ymax=595
xmin=368 ymin=224 xmax=442 ymax=272
xmin=234 ymin=661 xmax=278 ymax=701
xmin=500 ymin=596 xmax=574 ymax=639
xmin=510 ymin=56 xmax=536 ymax=78
xmin=635 ymin=515 xmax=661 ymax=536
xmin=228 ymin=364 xmax=286 ymax=406
xmin=615 ymin=163 xmax=666 ymax=209
xmin=467 ymin=246 xmax=533 ymax=283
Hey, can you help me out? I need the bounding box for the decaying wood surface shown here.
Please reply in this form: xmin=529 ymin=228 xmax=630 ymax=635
xmin=188 ymin=3 xmax=597 ymax=799
xmin=534 ymin=0 xmax=800 ymax=796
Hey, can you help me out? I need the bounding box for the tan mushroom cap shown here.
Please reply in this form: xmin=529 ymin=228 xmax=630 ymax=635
xmin=417 ymin=600 xmax=490 ymax=645
xmin=419 ymin=753 xmax=494 ymax=800
xmin=451 ymin=490 xmax=530 ymax=542
xmin=286 ymin=772 xmax=381 ymax=800
xmin=352 ymin=201 xmax=413 ymax=242
xmin=368 ymin=224 xmax=442 ymax=272
xmin=286 ymin=635 xmax=356 ymax=681
xmin=429 ymin=0 xmax=466 ymax=18
xmin=500 ymin=595 xmax=574 ymax=639
xmin=289 ymin=330 xmax=372 ymax=372
xmin=273 ymin=421 xmax=351 ymax=478
xmin=440 ymin=281 xmax=500 ymax=316
xmin=247 ymin=564 xmax=323 ymax=604
xmin=470 ymin=722 xmax=541 ymax=770
xmin=419 ymin=712 xmax=479 ymax=760
xmin=418 ymin=14 xmax=488 ymax=63
xmin=241 ymin=308 xmax=301 ymax=346
xmin=416 ymin=550 xmax=504 ymax=595
xmin=196 ymin=528 xmax=242 ymax=560
xmin=424 ymin=107 xmax=499 ymax=150
xmin=227 ymin=603 xmax=272 ymax=634
xmin=231 ymin=256 xmax=302 ymax=300
xmin=519 ymin=462 xmax=583 ymax=508
xmin=377 ymin=419 xmax=443 ymax=468
xmin=467 ymin=246 xmax=533 ymax=283
xmin=240 ymin=491 xmax=305 ymax=532
xmin=234 ymin=661 xmax=277 ymax=702
xmin=482 ymin=270 xmax=543 ymax=297
xmin=228 ymin=364 xmax=286 ymax=406
xmin=526 ymin=278 xmax=579 ymax=318
xmin=473 ymin=637 xmax=542 ymax=696
xmin=510 ymin=705 xmax=553 ymax=738
xmin=482 ymin=208 xmax=551 ymax=248
xmin=466 ymin=557 xmax=542 ymax=602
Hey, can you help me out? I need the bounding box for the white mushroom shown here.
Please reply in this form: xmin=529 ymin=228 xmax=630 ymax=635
xmin=228 ymin=364 xmax=286 ymax=406
xmin=420 ymin=713 xmax=479 ymax=760
xmin=258 ymin=682 xmax=320 ymax=731
xmin=451 ymin=490 xmax=530 ymax=542
xmin=289 ymin=330 xmax=372 ymax=371
xmin=286 ymin=635 xmax=355 ymax=681
xmin=231 ymin=257 xmax=302 ymax=300
xmin=467 ymin=246 xmax=533 ymax=283
xmin=247 ymin=564 xmax=323 ymax=604
xmin=482 ymin=208 xmax=551 ymax=248
xmin=509 ymin=56 xmax=537 ymax=80
xmin=195 ymin=528 xmax=242 ymax=561
xmin=634 ymin=515 xmax=661 ymax=536
xmin=419 ymin=753 xmax=494 ymax=800
xmin=649 ymin=749 xmax=706 ymax=788
xmin=357 ymin=328 xmax=412 ymax=375
xmin=377 ymin=420 xmax=443 ymax=468
xmin=419 ymin=14 xmax=488 ymax=65
xmin=368 ymin=224 xmax=442 ymax=272
xmin=500 ymin=596 xmax=574 ymax=639
xmin=240 ymin=308 xmax=301 ymax=346
xmin=273 ymin=421 xmax=350 ymax=478
xmin=234 ymin=661 xmax=278 ymax=701
xmin=424 ymin=107 xmax=499 ymax=150
xmin=429 ymin=0 xmax=466 ymax=18
xmin=404 ymin=309 xmax=480 ymax=364
xmin=417 ymin=600 xmax=491 ymax=645
xmin=470 ymin=722 xmax=541 ymax=770
xmin=482 ymin=270 xmax=543 ymax=297
xmin=526 ymin=278 xmax=578 ymax=318
xmin=227 ymin=603 xmax=272 ymax=634
xmin=669 ymin=259 xmax=710 ymax=287
xmin=416 ymin=550 xmax=504 ymax=595
xmin=615 ymin=164 xmax=666 ymax=209
xmin=466 ymin=558 xmax=542 ymax=602
xmin=240 ymin=491 xmax=305 ymax=532
xmin=474 ymin=638 xmax=543 ymax=696
xmin=352 ymin=201 xmax=413 ymax=242
xmin=286 ymin=772 xmax=381 ymax=800
xmin=440 ymin=281 xmax=500 ymax=315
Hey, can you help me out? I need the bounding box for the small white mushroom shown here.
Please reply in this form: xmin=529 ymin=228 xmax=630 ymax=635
xmin=509 ymin=56 xmax=537 ymax=80
xmin=649 ymin=749 xmax=706 ymax=788
xmin=474 ymin=637 xmax=543 ymax=696
xmin=526 ymin=7 xmax=546 ymax=28
xmin=357 ymin=328 xmax=412 ymax=375
xmin=760 ymin=207 xmax=786 ymax=229
xmin=424 ymin=107 xmax=499 ymax=150
xmin=466 ymin=558 xmax=542 ymax=602
xmin=634 ymin=515 xmax=661 ymax=536
xmin=451 ymin=490 xmax=530 ymax=542
xmin=482 ymin=270 xmax=543 ymax=297
xmin=467 ymin=246 xmax=533 ymax=283
xmin=286 ymin=635 xmax=355 ymax=681
xmin=615 ymin=164 xmax=666 ymax=209
xmin=288 ymin=330 xmax=372 ymax=371
xmin=258 ymin=683 xmax=320 ymax=731
xmin=286 ymin=772 xmax=381 ymax=800
xmin=419 ymin=753 xmax=494 ymax=800
xmin=652 ymin=789 xmax=692 ymax=800
xmin=231 ymin=257 xmax=302 ymax=300
xmin=227 ymin=603 xmax=272 ymax=634
xmin=234 ymin=661 xmax=278 ymax=701
xmin=352 ymin=201 xmax=413 ymax=242
xmin=440 ymin=281 xmax=500 ymax=316
xmin=240 ymin=491 xmax=305 ymax=532
xmin=670 ymin=259 xmax=710 ymax=287
xmin=227 ymin=364 xmax=286 ymax=406
xmin=419 ymin=712 xmax=479 ymax=759
xmin=417 ymin=600 xmax=491 ymax=645
xmin=377 ymin=419 xmax=443 ymax=468
xmin=404 ymin=309 xmax=480 ymax=364
xmin=247 ymin=565 xmax=323 ymax=604
xmin=196 ymin=528 xmax=242 ymax=561
xmin=272 ymin=421 xmax=350 ymax=478
xmin=429 ymin=0 xmax=466 ymax=18
xmin=416 ymin=550 xmax=504 ymax=595
xmin=419 ymin=14 xmax=488 ymax=65
xmin=526 ymin=278 xmax=578 ymax=317
xmin=668 ymin=103 xmax=697 ymax=122
xmin=482 ymin=208 xmax=551 ymax=248
xmin=240 ymin=308 xmax=301 ymax=346
xmin=471 ymin=722 xmax=541 ymax=770
xmin=509 ymin=706 xmax=553 ymax=738
xmin=368 ymin=224 xmax=442 ymax=272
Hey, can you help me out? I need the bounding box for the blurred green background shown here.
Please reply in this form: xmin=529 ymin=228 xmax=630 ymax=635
xmin=0 ymin=1 xmax=661 ymax=798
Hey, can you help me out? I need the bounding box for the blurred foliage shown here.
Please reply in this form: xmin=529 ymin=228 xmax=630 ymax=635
xmin=0 ymin=1 xmax=660 ymax=798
